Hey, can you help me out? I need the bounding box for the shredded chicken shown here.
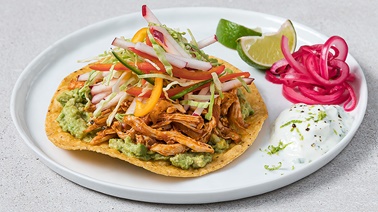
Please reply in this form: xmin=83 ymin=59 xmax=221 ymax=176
xmin=123 ymin=115 xmax=214 ymax=153
xmin=69 ymin=79 xmax=85 ymax=90
xmin=228 ymin=90 xmax=250 ymax=129
xmin=90 ymin=128 xmax=117 ymax=145
xmin=149 ymin=100 xmax=173 ymax=124
xmin=84 ymin=82 xmax=251 ymax=157
xmin=220 ymin=90 xmax=238 ymax=116
xmin=135 ymin=134 xmax=157 ymax=148
xmin=150 ymin=143 xmax=189 ymax=156
xmin=157 ymin=113 xmax=204 ymax=129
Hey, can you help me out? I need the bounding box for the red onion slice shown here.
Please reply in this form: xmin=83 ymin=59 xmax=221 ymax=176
xmin=267 ymin=35 xmax=356 ymax=111
xmin=320 ymin=36 xmax=348 ymax=79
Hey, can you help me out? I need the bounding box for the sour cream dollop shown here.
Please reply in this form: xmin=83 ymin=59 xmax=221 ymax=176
xmin=269 ymin=104 xmax=353 ymax=164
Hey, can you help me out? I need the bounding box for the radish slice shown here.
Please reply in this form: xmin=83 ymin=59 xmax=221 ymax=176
xmin=113 ymin=36 xmax=212 ymax=70
xmin=126 ymin=98 xmax=137 ymax=115
xmin=168 ymin=53 xmax=213 ymax=70
xmin=111 ymin=38 xmax=135 ymax=49
xmin=221 ymin=78 xmax=254 ymax=91
xmin=134 ymin=42 xmax=187 ymax=68
xmin=106 ymin=92 xmax=128 ymax=126
xmin=92 ymin=91 xmax=112 ymax=104
xmin=91 ymin=78 xmax=127 ymax=95
xmin=192 ymin=87 xmax=210 ymax=116
xmin=197 ymin=35 xmax=218 ymax=49
xmin=96 ymin=92 xmax=124 ymax=111
xmin=150 ymin=25 xmax=191 ymax=58
xmin=142 ymin=5 xmax=161 ymax=25
xmin=78 ymin=71 xmax=108 ymax=81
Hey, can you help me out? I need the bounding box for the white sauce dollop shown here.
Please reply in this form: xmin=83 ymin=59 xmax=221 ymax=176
xmin=269 ymin=104 xmax=353 ymax=165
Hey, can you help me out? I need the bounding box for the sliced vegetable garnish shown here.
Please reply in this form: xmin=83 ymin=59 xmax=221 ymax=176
xmin=211 ymin=72 xmax=224 ymax=98
xmin=134 ymin=77 xmax=163 ymax=117
xmin=197 ymin=35 xmax=218 ymax=49
xmin=172 ymin=65 xmax=225 ymax=80
xmin=142 ymin=5 xmax=161 ymax=25
xmin=113 ymin=71 xmax=132 ymax=92
xmin=133 ymin=42 xmax=187 ymax=69
xmin=147 ymin=29 xmax=174 ymax=76
xmin=180 ymin=99 xmax=210 ymax=108
xmin=137 ymin=73 xmax=199 ymax=87
xmin=150 ymin=25 xmax=191 ymax=58
xmin=106 ymin=92 xmax=128 ymax=126
xmin=266 ymin=36 xmax=356 ymax=111
xmin=168 ymin=72 xmax=251 ymax=99
xmin=131 ymin=27 xmax=148 ymax=43
xmin=221 ymin=78 xmax=254 ymax=92
xmin=93 ymin=92 xmax=117 ymax=117
xmin=169 ymin=78 xmax=213 ymax=100
xmin=204 ymin=83 xmax=216 ymax=120
xmin=218 ymin=72 xmax=250 ymax=81
xmin=102 ymin=64 xmax=116 ymax=86
xmin=89 ymin=63 xmax=128 ymax=71
xmin=112 ymin=51 xmax=155 ymax=85
xmin=89 ymin=62 xmax=163 ymax=72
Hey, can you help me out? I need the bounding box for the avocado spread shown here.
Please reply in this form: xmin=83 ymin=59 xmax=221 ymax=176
xmin=109 ymin=137 xmax=168 ymax=161
xmin=54 ymin=87 xmax=253 ymax=170
xmin=209 ymin=134 xmax=230 ymax=153
xmin=170 ymin=152 xmax=212 ymax=170
xmin=56 ymin=87 xmax=91 ymax=140
xmin=109 ymin=137 xmax=214 ymax=170
xmin=237 ymin=88 xmax=254 ymax=119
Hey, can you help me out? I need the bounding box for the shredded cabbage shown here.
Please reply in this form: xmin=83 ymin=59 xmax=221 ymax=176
xmin=93 ymin=93 xmax=117 ymax=117
xmin=103 ymin=64 xmax=116 ymax=86
xmin=106 ymin=92 xmax=128 ymax=126
xmin=147 ymin=29 xmax=173 ymax=76
xmin=237 ymin=76 xmax=251 ymax=93
xmin=187 ymin=94 xmax=218 ymax=101
xmin=138 ymin=73 xmax=200 ymax=86
xmin=180 ymin=99 xmax=210 ymax=108
xmin=211 ymin=72 xmax=224 ymax=98
xmin=205 ymin=83 xmax=215 ymax=121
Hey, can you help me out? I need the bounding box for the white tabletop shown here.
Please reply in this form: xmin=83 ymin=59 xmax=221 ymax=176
xmin=2 ymin=0 xmax=377 ymax=211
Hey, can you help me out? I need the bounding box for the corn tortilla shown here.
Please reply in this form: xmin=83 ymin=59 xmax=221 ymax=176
xmin=45 ymin=58 xmax=268 ymax=177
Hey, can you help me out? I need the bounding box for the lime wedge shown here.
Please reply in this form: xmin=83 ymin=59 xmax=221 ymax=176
xmin=216 ymin=18 xmax=262 ymax=49
xmin=236 ymin=20 xmax=297 ymax=70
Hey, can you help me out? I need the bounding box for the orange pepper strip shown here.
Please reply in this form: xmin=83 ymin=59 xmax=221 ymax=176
xmin=131 ymin=27 xmax=148 ymax=43
xmin=134 ymin=78 xmax=163 ymax=117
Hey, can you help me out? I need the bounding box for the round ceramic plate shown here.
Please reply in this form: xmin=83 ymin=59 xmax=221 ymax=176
xmin=11 ymin=7 xmax=367 ymax=204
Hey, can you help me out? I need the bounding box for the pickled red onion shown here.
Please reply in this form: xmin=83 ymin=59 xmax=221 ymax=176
xmin=266 ymin=36 xmax=357 ymax=111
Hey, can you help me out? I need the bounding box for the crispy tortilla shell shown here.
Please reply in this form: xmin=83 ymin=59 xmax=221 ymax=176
xmin=45 ymin=59 xmax=268 ymax=177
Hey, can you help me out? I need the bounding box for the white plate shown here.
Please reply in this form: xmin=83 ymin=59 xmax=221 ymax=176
xmin=11 ymin=7 xmax=367 ymax=204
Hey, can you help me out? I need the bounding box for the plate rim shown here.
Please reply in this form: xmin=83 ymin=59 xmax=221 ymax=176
xmin=10 ymin=6 xmax=368 ymax=204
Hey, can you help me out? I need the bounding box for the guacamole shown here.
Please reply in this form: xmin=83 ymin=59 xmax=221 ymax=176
xmin=209 ymin=134 xmax=230 ymax=153
xmin=237 ymin=88 xmax=254 ymax=119
xmin=109 ymin=137 xmax=214 ymax=170
xmin=56 ymin=87 xmax=91 ymax=139
xmin=109 ymin=137 xmax=169 ymax=161
xmin=170 ymin=152 xmax=212 ymax=170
